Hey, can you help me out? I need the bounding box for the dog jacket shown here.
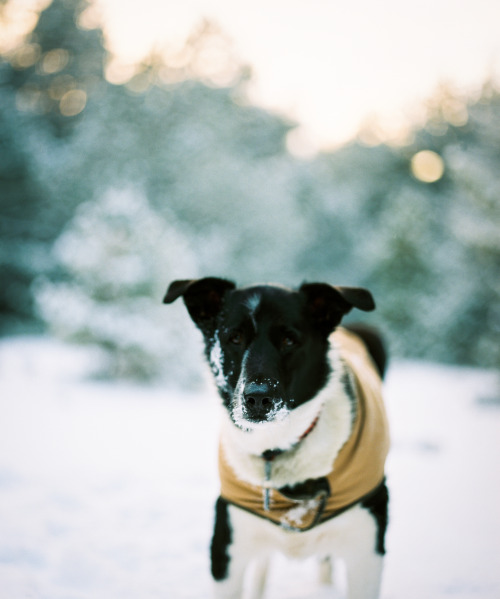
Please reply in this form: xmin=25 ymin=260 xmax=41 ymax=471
xmin=218 ymin=327 xmax=390 ymax=531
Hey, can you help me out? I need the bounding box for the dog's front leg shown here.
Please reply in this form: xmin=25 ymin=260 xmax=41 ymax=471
xmin=213 ymin=556 xmax=269 ymax=599
xmin=246 ymin=556 xmax=269 ymax=599
xmin=210 ymin=498 xmax=248 ymax=599
xmin=211 ymin=499 xmax=269 ymax=599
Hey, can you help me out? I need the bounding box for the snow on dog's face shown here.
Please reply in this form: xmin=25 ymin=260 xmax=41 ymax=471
xmin=164 ymin=278 xmax=374 ymax=431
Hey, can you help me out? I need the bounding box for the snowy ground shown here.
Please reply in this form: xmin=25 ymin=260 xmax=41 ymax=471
xmin=0 ymin=337 xmax=499 ymax=599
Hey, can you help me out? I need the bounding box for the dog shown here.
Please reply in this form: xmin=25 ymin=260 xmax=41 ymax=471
xmin=164 ymin=278 xmax=390 ymax=599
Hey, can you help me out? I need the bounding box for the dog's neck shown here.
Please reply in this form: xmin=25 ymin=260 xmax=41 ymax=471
xmin=261 ymin=412 xmax=321 ymax=462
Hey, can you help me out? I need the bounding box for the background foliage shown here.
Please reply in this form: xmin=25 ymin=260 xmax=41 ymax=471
xmin=1 ymin=0 xmax=499 ymax=383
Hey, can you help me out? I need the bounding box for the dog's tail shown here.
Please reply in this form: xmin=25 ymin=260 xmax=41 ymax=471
xmin=343 ymin=323 xmax=388 ymax=379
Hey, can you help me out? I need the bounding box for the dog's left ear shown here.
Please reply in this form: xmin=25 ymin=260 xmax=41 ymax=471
xmin=300 ymin=283 xmax=375 ymax=335
xmin=163 ymin=277 xmax=236 ymax=332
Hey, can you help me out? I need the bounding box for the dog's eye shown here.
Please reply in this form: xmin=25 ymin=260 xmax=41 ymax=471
xmin=281 ymin=334 xmax=297 ymax=350
xmin=229 ymin=331 xmax=244 ymax=345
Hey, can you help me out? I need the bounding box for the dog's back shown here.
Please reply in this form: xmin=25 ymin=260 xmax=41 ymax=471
xmin=344 ymin=323 xmax=388 ymax=379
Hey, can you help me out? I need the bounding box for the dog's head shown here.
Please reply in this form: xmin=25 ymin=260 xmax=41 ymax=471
xmin=164 ymin=278 xmax=374 ymax=430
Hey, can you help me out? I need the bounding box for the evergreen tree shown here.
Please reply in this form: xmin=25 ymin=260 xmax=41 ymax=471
xmin=302 ymin=83 xmax=500 ymax=368
xmin=442 ymin=84 xmax=500 ymax=368
xmin=6 ymin=0 xmax=105 ymax=137
xmin=0 ymin=0 xmax=106 ymax=332
xmin=35 ymin=188 xmax=203 ymax=383
xmin=0 ymin=86 xmax=49 ymax=331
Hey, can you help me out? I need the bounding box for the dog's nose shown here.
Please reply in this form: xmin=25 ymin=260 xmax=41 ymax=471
xmin=243 ymin=381 xmax=278 ymax=420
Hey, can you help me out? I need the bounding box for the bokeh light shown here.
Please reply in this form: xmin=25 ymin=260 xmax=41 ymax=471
xmin=41 ymin=48 xmax=69 ymax=74
xmin=59 ymin=89 xmax=87 ymax=116
xmin=410 ymin=150 xmax=445 ymax=183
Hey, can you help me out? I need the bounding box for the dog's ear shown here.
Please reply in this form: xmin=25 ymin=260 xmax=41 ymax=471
xmin=299 ymin=283 xmax=375 ymax=335
xmin=163 ymin=277 xmax=236 ymax=331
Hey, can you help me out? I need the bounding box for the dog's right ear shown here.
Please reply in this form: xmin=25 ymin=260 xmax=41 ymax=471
xmin=163 ymin=277 xmax=236 ymax=331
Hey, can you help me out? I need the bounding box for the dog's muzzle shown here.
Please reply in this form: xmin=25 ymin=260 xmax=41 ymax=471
xmin=242 ymin=379 xmax=283 ymax=422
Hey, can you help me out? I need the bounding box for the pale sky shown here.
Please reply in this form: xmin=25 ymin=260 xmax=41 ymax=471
xmin=18 ymin=0 xmax=500 ymax=149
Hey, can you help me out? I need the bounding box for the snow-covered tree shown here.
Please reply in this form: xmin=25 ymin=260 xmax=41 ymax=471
xmin=35 ymin=188 xmax=204 ymax=384
xmin=0 ymin=0 xmax=106 ymax=331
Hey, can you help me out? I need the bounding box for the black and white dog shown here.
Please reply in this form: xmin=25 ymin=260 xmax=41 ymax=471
xmin=164 ymin=277 xmax=390 ymax=599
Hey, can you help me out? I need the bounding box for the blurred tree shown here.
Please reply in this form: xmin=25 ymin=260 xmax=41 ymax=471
xmin=0 ymin=0 xmax=106 ymax=332
xmin=24 ymin=4 xmax=312 ymax=379
xmin=394 ymin=82 xmax=500 ymax=368
xmin=0 ymin=87 xmax=49 ymax=332
xmin=35 ymin=188 xmax=204 ymax=383
xmin=6 ymin=0 xmax=105 ymax=136
xmin=300 ymin=82 xmax=500 ymax=369
xmin=441 ymin=84 xmax=500 ymax=368
xmin=61 ymin=50 xmax=307 ymax=287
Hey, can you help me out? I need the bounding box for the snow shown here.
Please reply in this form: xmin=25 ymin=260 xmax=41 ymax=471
xmin=209 ymin=334 xmax=229 ymax=393
xmin=0 ymin=337 xmax=499 ymax=599
xmin=279 ymin=498 xmax=322 ymax=530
